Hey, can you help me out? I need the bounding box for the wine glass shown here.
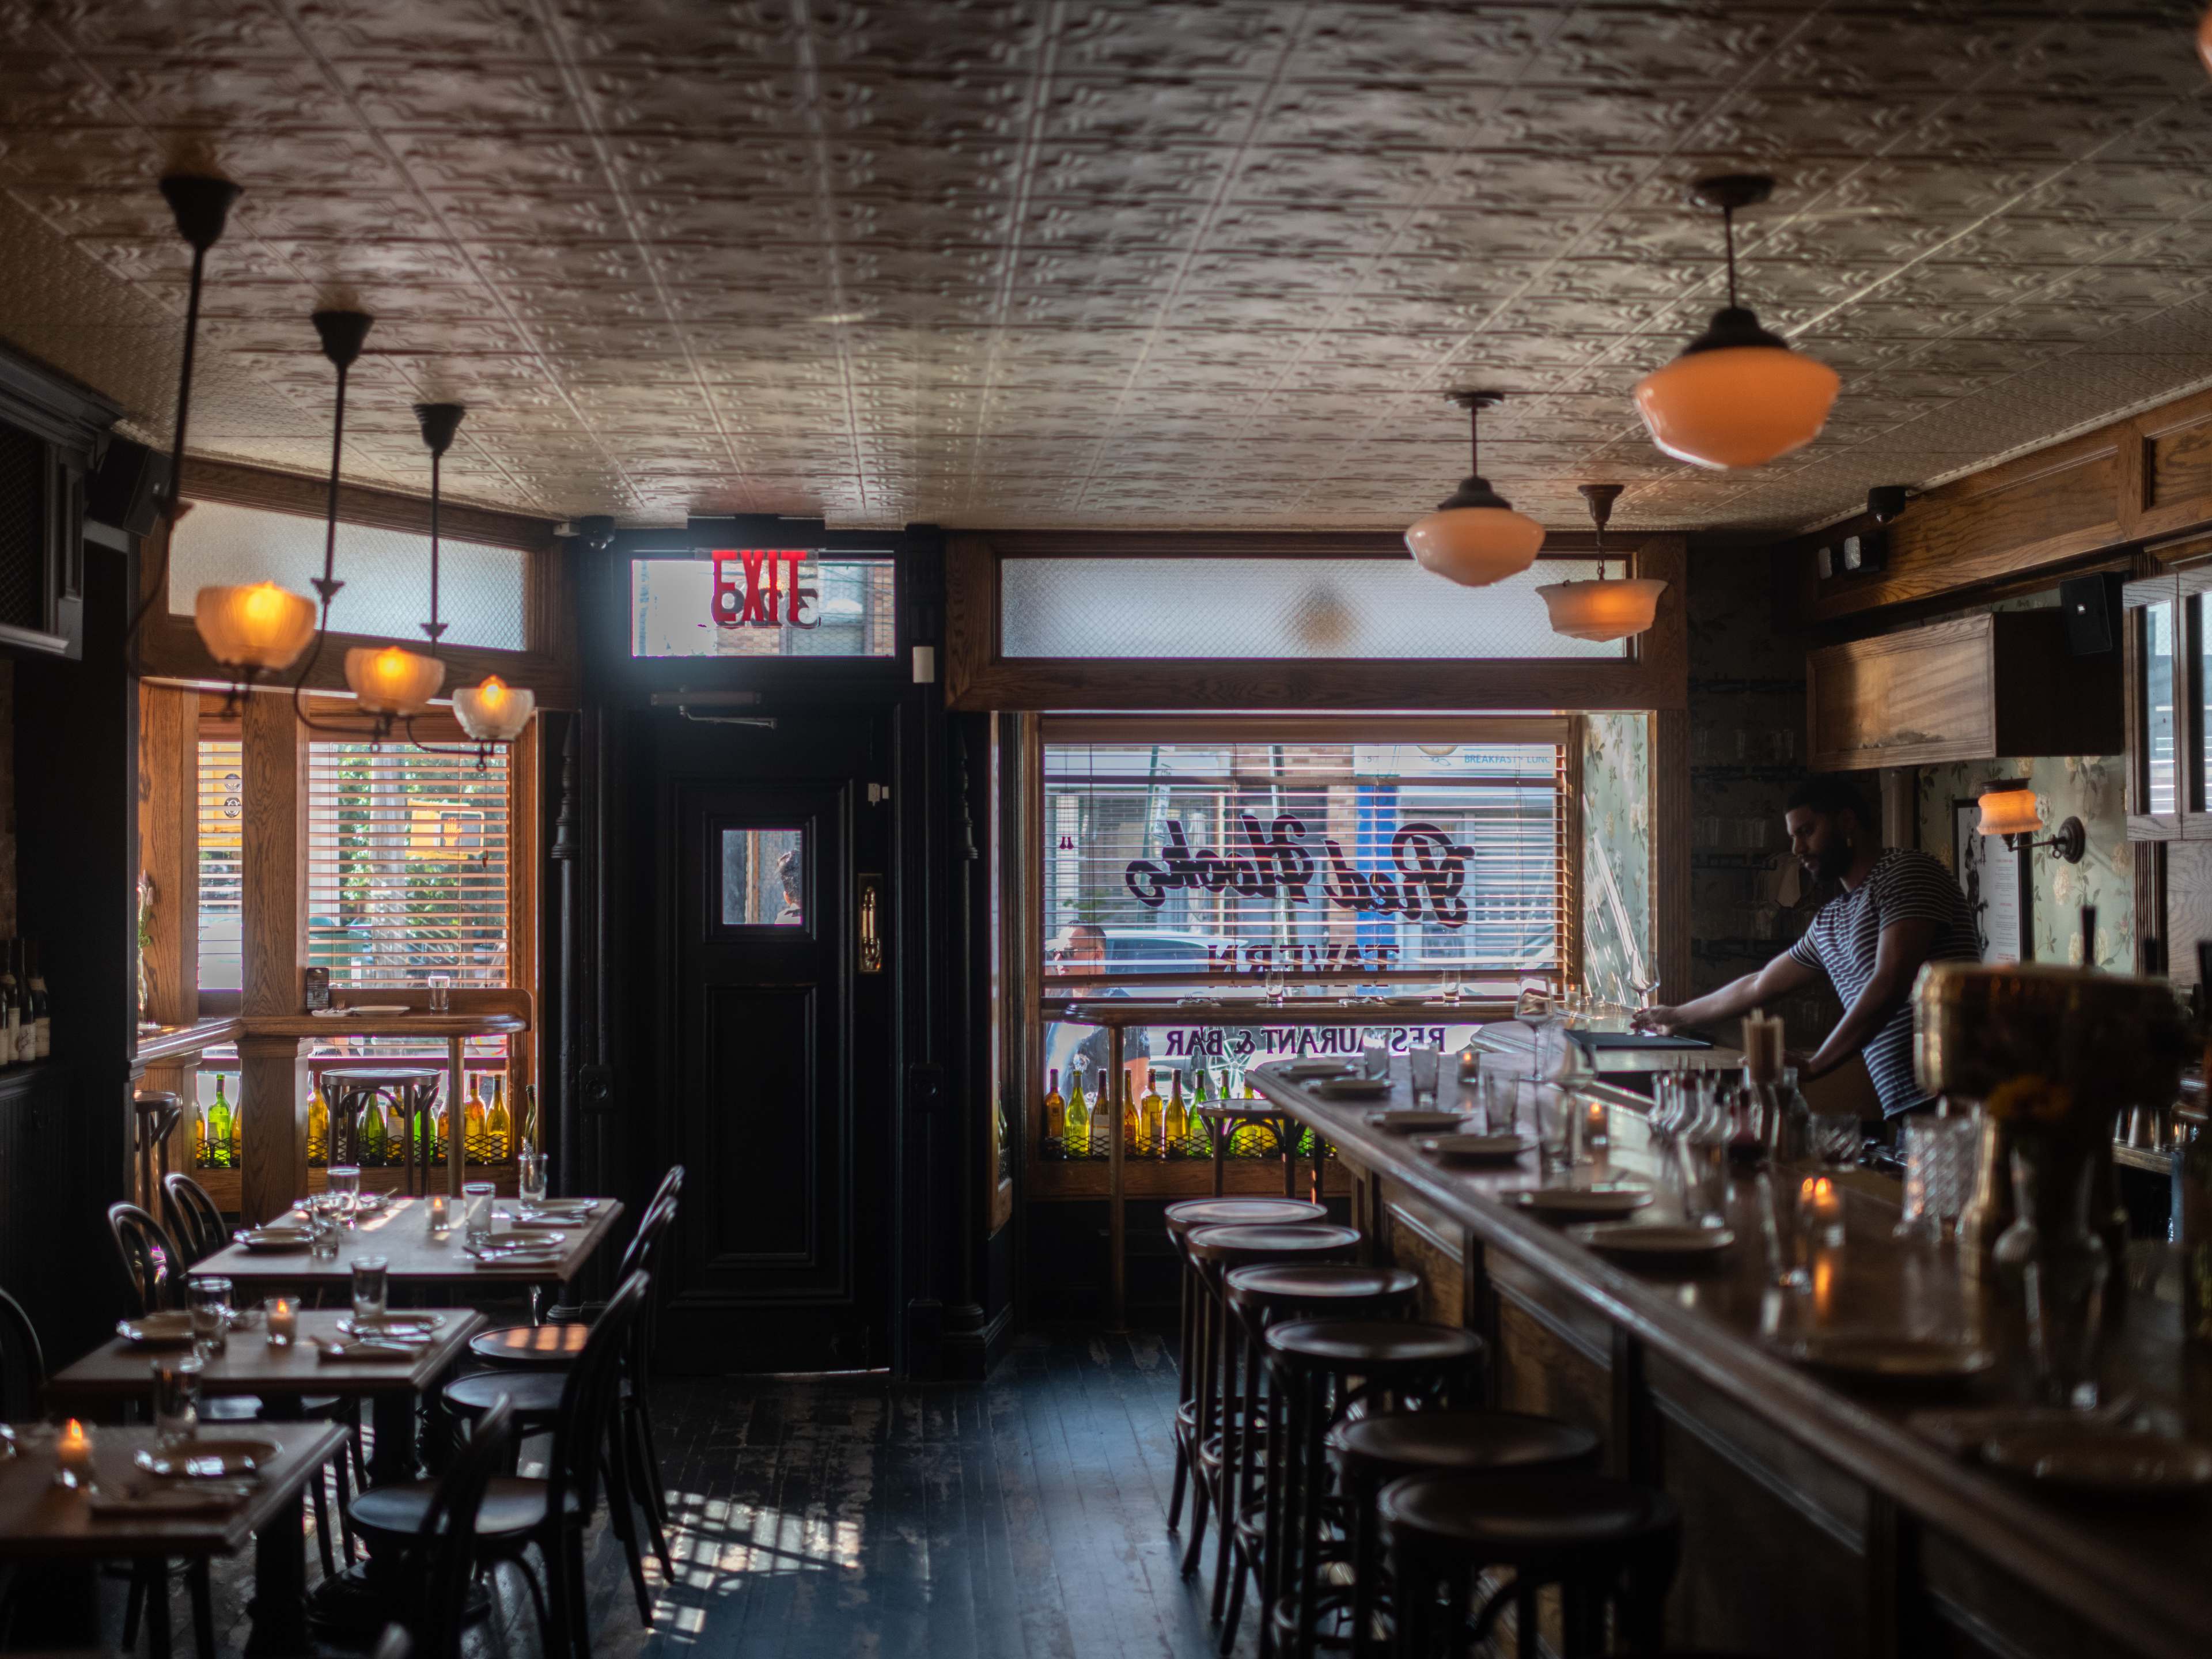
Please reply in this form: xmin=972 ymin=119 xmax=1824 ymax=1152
xmin=1512 ymin=986 xmax=1552 ymax=1079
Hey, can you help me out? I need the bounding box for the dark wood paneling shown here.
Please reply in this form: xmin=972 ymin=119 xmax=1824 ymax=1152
xmin=704 ymin=983 xmax=820 ymax=1266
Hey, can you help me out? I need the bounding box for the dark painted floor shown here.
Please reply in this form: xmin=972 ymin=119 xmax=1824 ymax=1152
xmin=171 ymin=1325 xmax=1259 ymax=1659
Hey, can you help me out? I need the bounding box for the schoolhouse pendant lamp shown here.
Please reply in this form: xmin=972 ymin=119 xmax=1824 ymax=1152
xmin=1536 ymin=484 xmax=1668 ymax=643
xmin=1404 ymin=390 xmax=1546 ymax=586
xmin=1633 ymin=175 xmax=1839 ymax=471
xmin=402 ymin=403 xmax=533 ymax=769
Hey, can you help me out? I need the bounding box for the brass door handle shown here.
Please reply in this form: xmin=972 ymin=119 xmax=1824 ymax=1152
xmin=858 ymin=874 xmax=884 ymax=974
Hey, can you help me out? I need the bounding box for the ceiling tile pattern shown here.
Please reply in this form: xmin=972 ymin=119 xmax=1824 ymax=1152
xmin=0 ymin=1 xmax=2210 ymax=532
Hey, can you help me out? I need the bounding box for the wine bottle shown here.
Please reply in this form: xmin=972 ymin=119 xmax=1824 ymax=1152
xmin=191 ymin=1094 xmax=208 ymax=1168
xmin=231 ymin=1086 xmax=244 ymax=1166
xmin=487 ymin=1076 xmax=513 ymax=1161
xmin=1065 ymin=1071 xmax=1089 ymax=1159
xmin=207 ymin=1075 xmax=233 ymax=1169
xmin=1188 ymin=1064 xmax=1212 ymax=1158
xmin=464 ymin=1074 xmax=488 ymax=1161
xmin=1120 ymin=1070 xmax=1139 ymax=1155
xmin=1042 ymin=1068 xmax=1066 ymax=1160
xmin=0 ymin=941 xmax=18 ymax=1068
xmin=1140 ymin=1070 xmax=1165 ymax=1160
xmin=1164 ymin=1068 xmax=1188 ymax=1157
xmin=307 ymin=1082 xmax=330 ymax=1165
xmin=360 ymin=1097 xmax=389 ymax=1165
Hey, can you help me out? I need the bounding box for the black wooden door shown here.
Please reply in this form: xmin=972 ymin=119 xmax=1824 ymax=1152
xmin=647 ymin=706 xmax=893 ymax=1372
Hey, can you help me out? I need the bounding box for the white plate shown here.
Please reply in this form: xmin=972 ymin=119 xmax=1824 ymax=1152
xmin=116 ymin=1312 xmax=197 ymax=1346
xmin=1418 ymin=1133 xmax=1533 ymax=1163
xmin=1568 ymin=1222 xmax=1734 ymax=1259
xmin=1366 ymin=1108 xmax=1464 ymax=1132
xmin=133 ymin=1437 xmax=280 ymax=1479
xmin=1278 ymin=1059 xmax=1357 ymax=1081
xmin=1509 ymin=1184 xmax=1655 ymax=1219
xmin=1773 ymin=1334 xmax=1995 ymax=1381
xmin=234 ymin=1227 xmax=312 ymax=1253
xmin=337 ymin=1313 xmax=445 ymax=1338
xmin=1982 ymin=1430 xmax=2212 ymax=1495
xmin=1316 ymin=1077 xmax=1392 ymax=1100
xmin=514 ymin=1199 xmax=598 ymax=1218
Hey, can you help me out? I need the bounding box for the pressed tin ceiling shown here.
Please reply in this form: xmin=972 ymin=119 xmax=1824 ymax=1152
xmin=4 ymin=2 xmax=2212 ymax=533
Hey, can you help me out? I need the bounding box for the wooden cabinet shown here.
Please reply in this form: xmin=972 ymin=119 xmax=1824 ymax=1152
xmin=1806 ymin=611 xmax=2123 ymax=772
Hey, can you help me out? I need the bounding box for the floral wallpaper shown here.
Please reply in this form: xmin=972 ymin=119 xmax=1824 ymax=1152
xmin=1913 ymin=753 xmax=2132 ymax=971
xmin=1581 ymin=711 xmax=1652 ymax=1005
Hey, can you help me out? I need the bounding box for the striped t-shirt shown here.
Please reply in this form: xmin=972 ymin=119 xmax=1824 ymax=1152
xmin=1785 ymin=849 xmax=1981 ymax=1118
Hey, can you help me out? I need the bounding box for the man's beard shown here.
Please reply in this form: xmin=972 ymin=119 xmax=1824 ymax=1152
xmin=1807 ymin=842 xmax=1851 ymax=882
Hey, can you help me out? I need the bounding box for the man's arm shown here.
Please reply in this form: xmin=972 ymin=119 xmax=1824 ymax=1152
xmin=1633 ymin=949 xmax=1821 ymax=1033
xmin=1800 ymin=916 xmax=1938 ymax=1080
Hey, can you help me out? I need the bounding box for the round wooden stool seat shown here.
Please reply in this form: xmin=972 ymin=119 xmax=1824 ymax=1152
xmin=1184 ymin=1222 xmax=1361 ymax=1270
xmin=1263 ymin=1317 xmax=1484 ymax=1373
xmin=444 ymin=1368 xmax=564 ymax=1429
xmin=1165 ymin=1196 xmax=1325 ymax=1244
xmin=1330 ymin=1409 xmax=1600 ymax=1487
xmin=1224 ymin=1262 xmax=1418 ymax=1313
xmin=469 ymin=1322 xmax=589 ymax=1367
xmin=1380 ymin=1468 xmax=1680 ymax=1563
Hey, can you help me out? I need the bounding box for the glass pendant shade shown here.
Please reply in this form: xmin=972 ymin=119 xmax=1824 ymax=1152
xmin=2200 ymin=3 xmax=2212 ymax=76
xmin=1635 ymin=309 xmax=1839 ymax=470
xmin=344 ymin=644 xmax=445 ymax=717
xmin=1535 ymin=576 xmax=1668 ymax=642
xmin=1976 ymin=786 xmax=2043 ymax=839
xmin=194 ymin=581 xmax=317 ymax=671
xmin=453 ymin=675 xmax=535 ymax=742
xmin=1404 ymin=502 xmax=1546 ymax=587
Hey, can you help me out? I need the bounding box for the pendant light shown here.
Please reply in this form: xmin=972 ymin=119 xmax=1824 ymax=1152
xmin=1633 ymin=175 xmax=1839 ymax=471
xmin=1535 ymin=484 xmax=1669 ymax=643
xmin=1404 ymin=390 xmax=1546 ymax=586
xmin=338 ymin=395 xmax=448 ymax=724
xmin=402 ymin=403 xmax=535 ymax=770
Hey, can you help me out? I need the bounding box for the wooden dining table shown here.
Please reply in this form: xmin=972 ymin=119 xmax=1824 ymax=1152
xmin=0 ymin=1420 xmax=346 ymax=1658
xmin=188 ymin=1195 xmax=624 ymax=1298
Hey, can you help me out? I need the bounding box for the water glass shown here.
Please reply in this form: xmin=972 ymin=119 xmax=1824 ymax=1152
xmin=1479 ymin=1070 xmax=1518 ymax=1134
xmin=189 ymin=1277 xmax=232 ymax=1358
xmin=1755 ymin=1171 xmax=1812 ymax=1290
xmin=1895 ymin=1115 xmax=1980 ymax=1243
xmin=1407 ymin=1046 xmax=1440 ymax=1106
xmin=151 ymin=1356 xmax=202 ymax=1446
xmin=427 ymin=973 xmax=452 ymax=1013
xmin=1679 ymin=1122 xmax=1732 ymax=1228
xmin=326 ymin=1164 xmax=361 ymax=1225
xmin=1532 ymin=1083 xmax=1577 ymax=1176
xmin=1439 ymin=966 xmax=1463 ymax=1006
xmin=308 ymin=1201 xmax=342 ymax=1260
xmin=351 ymin=1256 xmax=389 ymax=1321
xmin=1810 ymin=1112 xmax=1863 ymax=1170
xmin=462 ymin=1181 xmax=497 ymax=1249
xmin=518 ymin=1149 xmax=548 ymax=1206
xmin=1263 ymin=965 xmax=1286 ymax=1005
xmin=1362 ymin=1042 xmax=1389 ymax=1080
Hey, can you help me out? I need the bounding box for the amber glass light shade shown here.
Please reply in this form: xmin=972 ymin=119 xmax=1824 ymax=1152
xmin=1535 ymin=577 xmax=1669 ymax=642
xmin=453 ymin=675 xmax=535 ymax=742
xmin=343 ymin=645 xmax=445 ymax=717
xmin=1976 ymin=786 xmax=2043 ymax=839
xmin=1404 ymin=505 xmax=1546 ymax=587
xmin=1634 ymin=343 xmax=1839 ymax=470
xmin=193 ymin=581 xmax=317 ymax=671
xmin=2200 ymin=3 xmax=2212 ymax=76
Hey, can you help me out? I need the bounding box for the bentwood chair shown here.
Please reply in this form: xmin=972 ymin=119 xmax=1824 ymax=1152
xmin=107 ymin=1201 xmax=188 ymax=1315
xmin=354 ymin=1271 xmax=653 ymax=1659
xmin=161 ymin=1171 xmax=229 ymax=1264
xmin=404 ymin=1397 xmax=517 ymax=1659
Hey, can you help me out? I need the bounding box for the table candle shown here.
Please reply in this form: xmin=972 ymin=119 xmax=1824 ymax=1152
xmin=426 ymin=1194 xmax=451 ymax=1234
xmin=266 ymin=1296 xmax=296 ymax=1347
xmin=1804 ymin=1175 xmax=1845 ymax=1248
xmin=54 ymin=1418 xmax=94 ymax=1490
xmin=1584 ymin=1097 xmax=1609 ymax=1154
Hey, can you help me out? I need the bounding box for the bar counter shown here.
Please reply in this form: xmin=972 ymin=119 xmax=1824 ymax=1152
xmin=1250 ymin=1059 xmax=2212 ymax=1659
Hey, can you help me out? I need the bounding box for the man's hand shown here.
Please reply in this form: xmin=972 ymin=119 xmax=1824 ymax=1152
xmin=1632 ymin=1005 xmax=1683 ymax=1033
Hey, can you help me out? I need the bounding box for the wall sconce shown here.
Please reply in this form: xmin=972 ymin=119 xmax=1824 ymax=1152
xmin=1976 ymin=784 xmax=2085 ymax=862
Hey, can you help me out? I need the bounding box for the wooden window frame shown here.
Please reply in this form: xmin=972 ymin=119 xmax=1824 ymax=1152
xmin=945 ymin=529 xmax=1688 ymax=713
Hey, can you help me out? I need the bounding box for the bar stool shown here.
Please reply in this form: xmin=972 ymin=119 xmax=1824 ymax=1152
xmin=1214 ymin=1265 xmax=1422 ymax=1647
xmin=1164 ymin=1197 xmax=1328 ymax=1538
xmin=132 ymin=1092 xmax=181 ymax=1210
xmin=1194 ymin=1102 xmax=1306 ymax=1198
xmin=1380 ymin=1469 xmax=1680 ymax=1658
xmin=1262 ymin=1320 xmax=1487 ymax=1659
xmin=1180 ymin=1225 xmax=1362 ymax=1601
xmin=327 ymin=1068 xmax=444 ymax=1190
xmin=1331 ymin=1411 xmax=1601 ymax=1659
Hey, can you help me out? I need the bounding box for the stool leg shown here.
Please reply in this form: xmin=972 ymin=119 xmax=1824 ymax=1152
xmin=1294 ymin=1369 xmax=1328 ymax=1659
xmin=1347 ymin=1472 xmax=1377 ymax=1659
xmin=1257 ymin=1350 xmax=1288 ymax=1659
xmin=1388 ymin=1543 xmax=1426 ymax=1659
xmin=1168 ymin=1255 xmax=1193 ymax=1533
xmin=1180 ymin=1275 xmax=1215 ymax=1575
xmin=1211 ymin=1127 xmax=1226 ymax=1197
xmin=1209 ymin=1305 xmax=1241 ymax=1623
xmin=1516 ymin=1580 xmax=1540 ymax=1659
xmin=1218 ymin=1316 xmax=1263 ymax=1652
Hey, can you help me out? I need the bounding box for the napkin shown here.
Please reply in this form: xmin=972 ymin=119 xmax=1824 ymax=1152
xmin=319 ymin=1338 xmax=430 ymax=1362
xmin=90 ymin=1482 xmax=250 ymax=1516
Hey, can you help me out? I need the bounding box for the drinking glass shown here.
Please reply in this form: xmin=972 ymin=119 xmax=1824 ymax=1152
xmin=1439 ymin=966 xmax=1464 ymax=1007
xmin=1810 ymin=1112 xmax=1863 ymax=1170
xmin=1407 ymin=1046 xmax=1440 ymax=1106
xmin=308 ymin=1199 xmax=342 ymax=1260
xmin=1755 ymin=1171 xmax=1812 ymax=1290
xmin=1512 ymin=987 xmax=1552 ymax=1078
xmin=1679 ymin=1099 xmax=1732 ymax=1228
xmin=1264 ymin=965 xmax=1287 ymax=1006
xmin=462 ymin=1181 xmax=497 ymax=1249
xmin=190 ymin=1277 xmax=232 ymax=1358
xmin=1362 ymin=1042 xmax=1389 ymax=1080
xmin=151 ymin=1356 xmax=202 ymax=1446
xmin=1532 ymin=1083 xmax=1577 ymax=1176
xmin=351 ymin=1256 xmax=389 ymax=1321
xmin=427 ymin=973 xmax=452 ymax=1013
xmin=326 ymin=1164 xmax=361 ymax=1225
xmin=518 ymin=1149 xmax=548 ymax=1206
xmin=1479 ymin=1070 xmax=1518 ymax=1135
xmin=1895 ymin=1115 xmax=1979 ymax=1243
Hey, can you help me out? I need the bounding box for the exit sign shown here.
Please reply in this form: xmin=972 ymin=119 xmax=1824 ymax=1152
xmin=710 ymin=548 xmax=821 ymax=630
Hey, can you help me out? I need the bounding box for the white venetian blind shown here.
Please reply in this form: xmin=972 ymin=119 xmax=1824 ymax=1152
xmin=1042 ymin=728 xmax=1565 ymax=987
xmin=305 ymin=741 xmax=510 ymax=994
xmin=197 ymin=738 xmax=244 ymax=991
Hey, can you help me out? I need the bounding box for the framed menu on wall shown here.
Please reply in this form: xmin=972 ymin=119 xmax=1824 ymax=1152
xmin=1953 ymin=797 xmax=2024 ymax=964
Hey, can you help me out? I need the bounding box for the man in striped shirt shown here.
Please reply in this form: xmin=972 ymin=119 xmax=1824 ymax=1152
xmin=1634 ymin=775 xmax=1980 ymax=1119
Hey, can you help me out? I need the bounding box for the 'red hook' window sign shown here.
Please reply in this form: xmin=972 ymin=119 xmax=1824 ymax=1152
xmin=711 ymin=548 xmax=820 ymax=630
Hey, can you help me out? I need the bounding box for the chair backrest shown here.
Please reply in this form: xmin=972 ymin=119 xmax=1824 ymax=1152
xmin=623 ymin=1190 xmax=679 ymax=1393
xmin=161 ymin=1171 xmax=229 ymax=1264
xmin=0 ymin=1286 xmax=45 ymax=1420
xmin=108 ymin=1202 xmax=188 ymax=1316
xmin=646 ymin=1162 xmax=685 ymax=1215
xmin=412 ymin=1396 xmax=511 ymax=1659
xmin=550 ymin=1270 xmax=650 ymax=1523
xmin=370 ymin=1624 xmax=413 ymax=1659
xmin=612 ymin=1189 xmax=679 ymax=1282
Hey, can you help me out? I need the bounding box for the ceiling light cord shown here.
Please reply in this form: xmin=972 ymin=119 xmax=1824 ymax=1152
xmin=291 ymin=348 xmax=358 ymax=736
xmin=1469 ymin=400 xmax=1480 ymax=478
xmin=1722 ymin=204 xmax=1740 ymax=312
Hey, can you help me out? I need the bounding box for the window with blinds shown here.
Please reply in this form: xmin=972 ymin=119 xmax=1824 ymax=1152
xmin=198 ymin=739 xmax=244 ymax=991
xmin=305 ymin=741 xmax=510 ymax=997
xmin=1041 ymin=721 xmax=1569 ymax=994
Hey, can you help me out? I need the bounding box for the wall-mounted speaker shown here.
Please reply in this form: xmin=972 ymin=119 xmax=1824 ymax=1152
xmin=84 ymin=438 xmax=170 ymax=536
xmin=2059 ymin=571 xmax=2123 ymax=656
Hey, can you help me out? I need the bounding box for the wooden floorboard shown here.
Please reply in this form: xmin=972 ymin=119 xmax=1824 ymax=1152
xmin=128 ymin=1324 xmax=1257 ymax=1659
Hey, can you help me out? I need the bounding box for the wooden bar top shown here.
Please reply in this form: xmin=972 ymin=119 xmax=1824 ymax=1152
xmin=239 ymin=1013 xmax=527 ymax=1038
xmin=1044 ymin=997 xmax=1495 ymax=1028
xmin=133 ymin=1017 xmax=243 ymax=1065
xmin=1252 ymin=1060 xmax=2212 ymax=1659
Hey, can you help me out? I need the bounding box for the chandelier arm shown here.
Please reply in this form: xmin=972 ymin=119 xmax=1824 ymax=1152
xmin=426 ymin=445 xmax=442 ymax=653
xmin=402 ymin=715 xmax=492 ymax=772
xmin=1469 ymin=402 xmax=1480 ymax=476
xmin=1723 ymin=206 xmax=1739 ymax=312
xmin=123 ymin=240 xmax=212 ymax=676
xmin=290 ymin=347 xmax=358 ymax=736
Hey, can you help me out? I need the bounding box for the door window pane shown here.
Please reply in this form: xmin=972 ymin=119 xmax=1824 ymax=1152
xmin=2147 ymin=599 xmax=2176 ymax=815
xmin=722 ymin=828 xmax=806 ymax=926
xmin=631 ymin=553 xmax=895 ymax=658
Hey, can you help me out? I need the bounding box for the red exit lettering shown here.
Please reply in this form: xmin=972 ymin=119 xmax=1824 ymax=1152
xmin=710 ymin=549 xmax=819 ymax=631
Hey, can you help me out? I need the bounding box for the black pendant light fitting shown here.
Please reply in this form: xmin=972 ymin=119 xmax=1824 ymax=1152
xmin=290 ymin=309 xmax=384 ymax=734
xmin=1434 ymin=390 xmax=1516 ymax=514
xmin=1580 ymin=482 xmax=1624 ymax=579
xmin=1672 ymin=175 xmax=1793 ymax=357
xmin=403 ymin=403 xmax=501 ymax=772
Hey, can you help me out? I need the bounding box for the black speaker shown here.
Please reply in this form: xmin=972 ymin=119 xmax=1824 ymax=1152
xmin=85 ymin=439 xmax=171 ymax=536
xmin=2060 ymin=572 xmax=2123 ymax=656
